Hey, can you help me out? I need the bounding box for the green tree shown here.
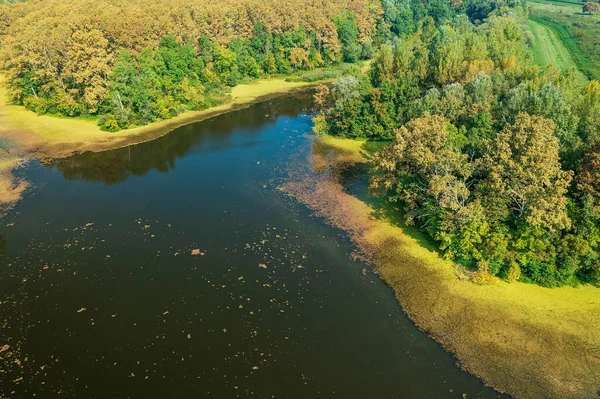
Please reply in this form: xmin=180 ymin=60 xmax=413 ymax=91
xmin=480 ymin=113 xmax=572 ymax=231
xmin=334 ymin=10 xmax=361 ymax=63
xmin=371 ymin=115 xmax=474 ymax=227
xmin=428 ymin=25 xmax=466 ymax=85
xmin=382 ymin=0 xmax=415 ymax=36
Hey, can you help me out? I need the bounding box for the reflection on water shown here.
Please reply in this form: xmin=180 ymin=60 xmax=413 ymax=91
xmin=0 ymin=93 xmax=509 ymax=399
xmin=50 ymin=94 xmax=315 ymax=184
xmin=0 ymin=233 xmax=5 ymax=257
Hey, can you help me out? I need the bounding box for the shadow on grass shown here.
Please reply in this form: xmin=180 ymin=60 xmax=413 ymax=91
xmin=326 ymin=140 xmax=441 ymax=255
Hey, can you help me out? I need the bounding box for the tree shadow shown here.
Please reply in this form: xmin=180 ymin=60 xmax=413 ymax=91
xmin=50 ymin=92 xmax=315 ymax=184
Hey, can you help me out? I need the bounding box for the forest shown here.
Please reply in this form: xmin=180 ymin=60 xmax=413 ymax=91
xmin=0 ymin=0 xmax=380 ymax=130
xmin=0 ymin=0 xmax=515 ymax=131
xmin=314 ymin=1 xmax=600 ymax=286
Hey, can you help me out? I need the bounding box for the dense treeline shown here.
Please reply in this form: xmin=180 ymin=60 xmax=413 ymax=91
xmin=0 ymin=0 xmax=517 ymax=130
xmin=315 ymin=5 xmax=600 ymax=286
xmin=0 ymin=0 xmax=382 ymax=129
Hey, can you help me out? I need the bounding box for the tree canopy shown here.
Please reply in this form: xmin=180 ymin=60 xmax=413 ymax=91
xmin=0 ymin=0 xmax=383 ymax=129
xmin=315 ymin=6 xmax=600 ymax=287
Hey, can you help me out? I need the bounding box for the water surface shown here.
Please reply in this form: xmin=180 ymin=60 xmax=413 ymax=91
xmin=0 ymin=94 xmax=509 ymax=399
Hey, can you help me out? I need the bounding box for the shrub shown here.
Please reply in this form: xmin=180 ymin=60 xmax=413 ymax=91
xmin=54 ymin=94 xmax=82 ymax=117
xmin=312 ymin=114 xmax=329 ymax=135
xmin=97 ymin=114 xmax=120 ymax=132
xmin=23 ymin=96 xmax=49 ymax=114
xmin=507 ymin=262 xmax=522 ymax=282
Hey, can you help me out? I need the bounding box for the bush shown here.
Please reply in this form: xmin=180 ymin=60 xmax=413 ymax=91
xmin=507 ymin=262 xmax=522 ymax=282
xmin=53 ymin=93 xmax=82 ymax=117
xmin=23 ymin=96 xmax=49 ymax=114
xmin=97 ymin=114 xmax=120 ymax=132
xmin=312 ymin=114 xmax=329 ymax=135
xmin=360 ymin=40 xmax=375 ymax=60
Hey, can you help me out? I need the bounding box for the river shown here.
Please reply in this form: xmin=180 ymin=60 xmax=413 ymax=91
xmin=0 ymin=93 xmax=509 ymax=399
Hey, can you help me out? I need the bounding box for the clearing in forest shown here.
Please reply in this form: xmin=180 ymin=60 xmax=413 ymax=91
xmin=528 ymin=18 xmax=577 ymax=69
xmin=528 ymin=0 xmax=600 ymax=79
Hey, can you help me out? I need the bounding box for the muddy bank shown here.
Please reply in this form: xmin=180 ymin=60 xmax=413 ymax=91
xmin=283 ymin=136 xmax=600 ymax=399
xmin=0 ymin=150 xmax=27 ymax=217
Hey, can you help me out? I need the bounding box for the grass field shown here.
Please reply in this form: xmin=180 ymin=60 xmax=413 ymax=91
xmin=528 ymin=18 xmax=578 ymax=69
xmin=285 ymin=136 xmax=600 ymax=399
xmin=529 ymin=0 xmax=600 ymax=80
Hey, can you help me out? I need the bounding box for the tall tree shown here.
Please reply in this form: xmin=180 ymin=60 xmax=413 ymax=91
xmin=480 ymin=113 xmax=572 ymax=230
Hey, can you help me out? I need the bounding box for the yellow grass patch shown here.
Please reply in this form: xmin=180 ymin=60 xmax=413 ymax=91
xmin=285 ymin=136 xmax=600 ymax=399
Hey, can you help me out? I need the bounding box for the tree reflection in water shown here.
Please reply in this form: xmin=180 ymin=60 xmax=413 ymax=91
xmin=49 ymin=92 xmax=315 ymax=184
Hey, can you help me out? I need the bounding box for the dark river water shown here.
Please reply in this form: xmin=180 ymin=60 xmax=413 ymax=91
xmin=0 ymin=94 xmax=509 ymax=399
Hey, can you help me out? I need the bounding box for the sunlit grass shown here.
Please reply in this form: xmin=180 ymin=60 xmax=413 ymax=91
xmin=529 ymin=19 xmax=577 ymax=69
xmin=529 ymin=0 xmax=600 ymax=80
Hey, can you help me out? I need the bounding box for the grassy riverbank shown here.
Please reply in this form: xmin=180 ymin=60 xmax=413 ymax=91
xmin=0 ymin=75 xmax=323 ymax=211
xmin=0 ymin=76 xmax=318 ymax=158
xmin=285 ymin=136 xmax=600 ymax=399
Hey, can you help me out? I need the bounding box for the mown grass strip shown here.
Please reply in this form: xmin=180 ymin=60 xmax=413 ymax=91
xmin=529 ymin=0 xmax=583 ymax=8
xmin=528 ymin=19 xmax=578 ymax=69
xmin=529 ymin=15 xmax=597 ymax=80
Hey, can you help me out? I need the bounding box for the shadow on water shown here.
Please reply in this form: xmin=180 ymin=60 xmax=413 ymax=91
xmin=49 ymin=92 xmax=316 ymax=184
xmin=0 ymin=233 xmax=5 ymax=258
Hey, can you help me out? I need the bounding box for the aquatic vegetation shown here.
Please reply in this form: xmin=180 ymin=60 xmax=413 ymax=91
xmin=284 ymin=135 xmax=600 ymax=399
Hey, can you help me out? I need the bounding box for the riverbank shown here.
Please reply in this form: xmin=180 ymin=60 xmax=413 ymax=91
xmin=284 ymin=135 xmax=600 ymax=399
xmin=0 ymin=77 xmax=319 ymax=159
xmin=0 ymin=148 xmax=27 ymax=217
xmin=0 ymin=77 xmax=320 ymax=211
